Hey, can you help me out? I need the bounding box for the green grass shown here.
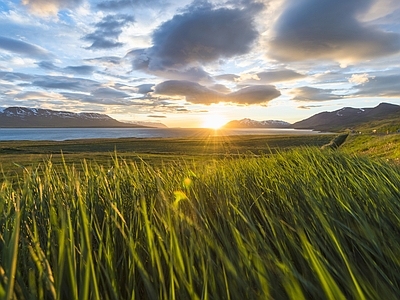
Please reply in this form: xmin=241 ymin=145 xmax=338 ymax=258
xmin=0 ymin=134 xmax=333 ymax=178
xmin=341 ymin=133 xmax=400 ymax=164
xmin=1 ymin=147 xmax=400 ymax=299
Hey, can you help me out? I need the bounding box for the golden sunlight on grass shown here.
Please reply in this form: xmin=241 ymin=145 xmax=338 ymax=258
xmin=201 ymin=113 xmax=228 ymax=129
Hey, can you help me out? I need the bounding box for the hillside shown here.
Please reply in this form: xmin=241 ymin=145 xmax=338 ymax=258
xmin=223 ymin=118 xmax=291 ymax=128
xmin=292 ymin=102 xmax=400 ymax=132
xmin=0 ymin=107 xmax=150 ymax=128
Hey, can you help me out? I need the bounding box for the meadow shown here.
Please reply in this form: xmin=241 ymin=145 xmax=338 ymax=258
xmin=1 ymin=133 xmax=400 ymax=299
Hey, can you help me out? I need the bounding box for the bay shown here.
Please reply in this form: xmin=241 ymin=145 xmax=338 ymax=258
xmin=0 ymin=128 xmax=327 ymax=141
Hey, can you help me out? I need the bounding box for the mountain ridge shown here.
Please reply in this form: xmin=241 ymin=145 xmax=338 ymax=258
xmin=221 ymin=102 xmax=400 ymax=132
xmin=292 ymin=102 xmax=400 ymax=132
xmin=0 ymin=107 xmax=153 ymax=128
xmin=223 ymin=118 xmax=291 ymax=128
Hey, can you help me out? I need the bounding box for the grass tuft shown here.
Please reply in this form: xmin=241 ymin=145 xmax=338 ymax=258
xmin=1 ymin=148 xmax=400 ymax=299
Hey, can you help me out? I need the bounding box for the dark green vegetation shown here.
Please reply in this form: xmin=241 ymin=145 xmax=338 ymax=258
xmin=0 ymin=134 xmax=333 ymax=175
xmin=1 ymin=134 xmax=400 ymax=299
xmin=321 ymin=133 xmax=349 ymax=150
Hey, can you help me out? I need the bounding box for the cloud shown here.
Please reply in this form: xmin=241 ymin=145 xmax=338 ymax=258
xmin=83 ymin=14 xmax=135 ymax=50
xmin=0 ymin=36 xmax=53 ymax=60
xmin=60 ymin=92 xmax=131 ymax=105
xmin=135 ymin=83 xmax=155 ymax=94
xmin=14 ymin=91 xmax=63 ymax=100
xmin=38 ymin=61 xmax=96 ymax=75
xmin=352 ymin=74 xmax=400 ymax=97
xmin=30 ymin=75 xmax=100 ymax=92
xmin=91 ymin=87 xmax=130 ymax=99
xmin=214 ymin=74 xmax=239 ymax=82
xmin=85 ymin=56 xmax=122 ymax=65
xmin=291 ymin=87 xmax=344 ymax=101
xmin=127 ymin=56 xmax=213 ymax=82
xmin=97 ymin=0 xmax=132 ymax=10
xmin=235 ymin=69 xmax=305 ymax=84
xmin=1 ymin=73 xmax=23 ymax=82
xmin=97 ymin=0 xmax=167 ymax=11
xmin=228 ymin=85 xmax=281 ymax=105
xmin=130 ymin=2 xmax=260 ymax=79
xmin=21 ymin=0 xmax=83 ymax=15
xmin=208 ymin=84 xmax=231 ymax=93
xmin=65 ymin=65 xmax=97 ymax=75
xmin=154 ymin=80 xmax=280 ymax=105
xmin=348 ymin=73 xmax=375 ymax=85
xmin=32 ymin=78 xmax=86 ymax=90
xmin=298 ymin=104 xmax=324 ymax=110
xmin=268 ymin=0 xmax=400 ymax=64
xmin=147 ymin=114 xmax=166 ymax=118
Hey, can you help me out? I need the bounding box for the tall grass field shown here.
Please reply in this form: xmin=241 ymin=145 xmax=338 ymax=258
xmin=1 ymin=148 xmax=400 ymax=299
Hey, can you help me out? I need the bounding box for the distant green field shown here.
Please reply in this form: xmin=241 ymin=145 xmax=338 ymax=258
xmin=1 ymin=134 xmax=400 ymax=299
xmin=0 ymin=134 xmax=333 ymax=176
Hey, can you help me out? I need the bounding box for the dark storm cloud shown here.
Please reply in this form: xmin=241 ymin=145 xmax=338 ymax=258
xmin=154 ymin=80 xmax=280 ymax=105
xmin=291 ymin=87 xmax=344 ymax=101
xmin=130 ymin=2 xmax=260 ymax=79
xmin=268 ymin=0 xmax=400 ymax=63
xmin=353 ymin=75 xmax=400 ymax=97
xmin=37 ymin=61 xmax=96 ymax=75
xmin=0 ymin=36 xmax=53 ymax=60
xmin=83 ymin=14 xmax=135 ymax=50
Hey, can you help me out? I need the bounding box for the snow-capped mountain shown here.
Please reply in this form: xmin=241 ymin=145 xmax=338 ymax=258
xmin=0 ymin=107 xmax=150 ymax=128
xmin=223 ymin=118 xmax=291 ymax=128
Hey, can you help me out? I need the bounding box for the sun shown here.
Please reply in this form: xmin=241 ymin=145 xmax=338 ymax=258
xmin=201 ymin=114 xmax=227 ymax=129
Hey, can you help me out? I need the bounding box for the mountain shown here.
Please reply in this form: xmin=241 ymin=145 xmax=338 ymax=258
xmin=121 ymin=120 xmax=168 ymax=128
xmin=292 ymin=103 xmax=400 ymax=132
xmin=0 ymin=107 xmax=150 ymax=128
xmin=223 ymin=118 xmax=291 ymax=128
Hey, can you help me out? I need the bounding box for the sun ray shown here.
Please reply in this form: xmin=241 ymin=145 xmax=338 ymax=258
xmin=201 ymin=114 xmax=227 ymax=129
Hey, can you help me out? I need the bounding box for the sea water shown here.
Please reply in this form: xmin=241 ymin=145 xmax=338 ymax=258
xmin=0 ymin=128 xmax=327 ymax=141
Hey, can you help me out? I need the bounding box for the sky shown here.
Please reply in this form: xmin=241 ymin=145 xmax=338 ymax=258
xmin=1 ymin=0 xmax=400 ymax=128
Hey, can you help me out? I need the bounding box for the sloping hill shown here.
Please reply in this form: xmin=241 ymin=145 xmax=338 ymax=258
xmin=292 ymin=103 xmax=400 ymax=132
xmin=223 ymin=118 xmax=291 ymax=128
